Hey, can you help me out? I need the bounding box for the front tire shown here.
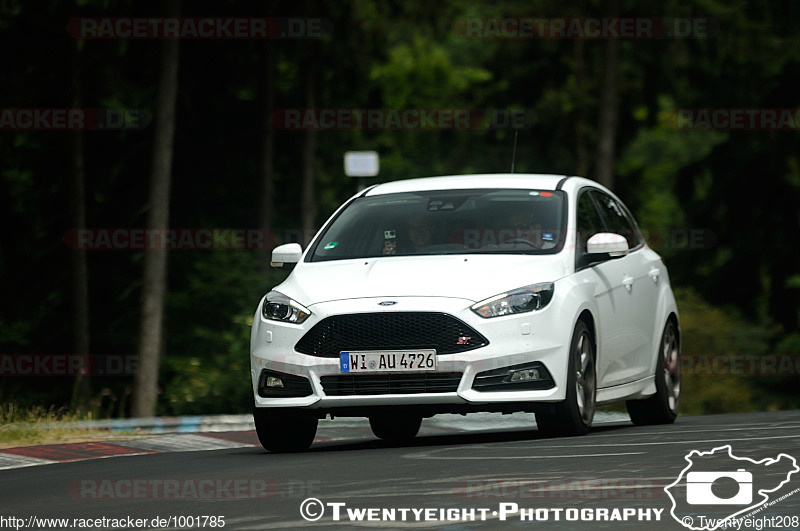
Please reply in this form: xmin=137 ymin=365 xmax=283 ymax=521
xmin=536 ymin=320 xmax=596 ymax=437
xmin=369 ymin=414 xmax=422 ymax=442
xmin=253 ymin=407 xmax=318 ymax=453
xmin=626 ymin=319 xmax=680 ymax=425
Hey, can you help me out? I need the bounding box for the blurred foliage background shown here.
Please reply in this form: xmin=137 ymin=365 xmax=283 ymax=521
xmin=1 ymin=0 xmax=799 ymax=418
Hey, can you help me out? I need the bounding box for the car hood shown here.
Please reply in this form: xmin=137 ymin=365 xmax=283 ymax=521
xmin=275 ymin=254 xmax=570 ymax=306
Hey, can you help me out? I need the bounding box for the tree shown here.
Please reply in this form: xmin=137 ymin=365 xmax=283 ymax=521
xmin=259 ymin=39 xmax=276 ymax=253
xmin=70 ymin=38 xmax=90 ymax=411
xmin=132 ymin=0 xmax=181 ymax=417
xmin=594 ymin=0 xmax=620 ymax=189
xmin=300 ymin=70 xmax=317 ymax=243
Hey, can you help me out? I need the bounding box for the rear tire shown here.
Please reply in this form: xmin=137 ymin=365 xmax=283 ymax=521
xmin=536 ymin=320 xmax=596 ymax=437
xmin=626 ymin=320 xmax=680 ymax=425
xmin=369 ymin=414 xmax=422 ymax=442
xmin=253 ymin=407 xmax=318 ymax=453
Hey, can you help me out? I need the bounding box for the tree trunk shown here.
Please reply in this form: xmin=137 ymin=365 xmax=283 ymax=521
xmin=259 ymin=40 xmax=276 ymax=254
xmin=595 ymin=0 xmax=620 ymax=189
xmin=70 ymin=42 xmax=90 ymax=412
xmin=132 ymin=0 xmax=181 ymax=418
xmin=573 ymin=38 xmax=589 ymax=178
xmin=301 ymin=71 xmax=317 ymax=244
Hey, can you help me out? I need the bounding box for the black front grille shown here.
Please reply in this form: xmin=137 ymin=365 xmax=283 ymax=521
xmin=320 ymin=373 xmax=463 ymax=396
xmin=295 ymin=312 xmax=488 ymax=357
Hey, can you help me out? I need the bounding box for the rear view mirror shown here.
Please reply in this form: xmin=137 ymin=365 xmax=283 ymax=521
xmin=587 ymin=233 xmax=629 ymax=257
xmin=271 ymin=243 xmax=303 ymax=270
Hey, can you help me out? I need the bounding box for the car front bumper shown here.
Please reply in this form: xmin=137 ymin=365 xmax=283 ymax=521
xmin=250 ymin=296 xmax=571 ymax=411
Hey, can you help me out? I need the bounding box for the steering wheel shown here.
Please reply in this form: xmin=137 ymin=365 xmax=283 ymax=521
xmin=503 ymin=237 xmax=541 ymax=249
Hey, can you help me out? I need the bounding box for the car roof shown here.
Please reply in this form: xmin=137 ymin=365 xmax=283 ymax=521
xmin=364 ymin=174 xmax=571 ymax=196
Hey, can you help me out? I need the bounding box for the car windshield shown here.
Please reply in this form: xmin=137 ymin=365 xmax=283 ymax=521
xmin=309 ymin=188 xmax=566 ymax=262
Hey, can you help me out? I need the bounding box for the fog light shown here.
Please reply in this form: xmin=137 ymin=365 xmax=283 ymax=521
xmin=473 ymin=362 xmax=554 ymax=392
xmin=265 ymin=376 xmax=284 ymax=388
xmin=510 ymin=369 xmax=540 ymax=382
xmin=257 ymin=370 xmax=312 ymax=398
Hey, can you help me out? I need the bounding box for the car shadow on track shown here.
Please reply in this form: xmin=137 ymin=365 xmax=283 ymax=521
xmin=243 ymin=421 xmax=634 ymax=456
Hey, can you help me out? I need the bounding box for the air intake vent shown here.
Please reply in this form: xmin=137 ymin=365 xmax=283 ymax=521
xmin=320 ymin=373 xmax=463 ymax=396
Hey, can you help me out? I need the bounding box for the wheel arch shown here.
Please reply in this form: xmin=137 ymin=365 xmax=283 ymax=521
xmin=646 ymin=282 xmax=680 ymax=376
xmin=577 ymin=309 xmax=597 ymax=356
xmin=667 ymin=311 xmax=680 ymax=349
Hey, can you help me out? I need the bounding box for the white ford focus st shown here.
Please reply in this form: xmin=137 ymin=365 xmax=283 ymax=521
xmin=250 ymin=174 xmax=681 ymax=452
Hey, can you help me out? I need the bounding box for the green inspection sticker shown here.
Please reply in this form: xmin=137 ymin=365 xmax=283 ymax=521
xmin=323 ymin=241 xmax=338 ymax=250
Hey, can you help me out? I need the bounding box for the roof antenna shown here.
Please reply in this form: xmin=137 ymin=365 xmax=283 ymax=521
xmin=510 ymin=130 xmax=518 ymax=173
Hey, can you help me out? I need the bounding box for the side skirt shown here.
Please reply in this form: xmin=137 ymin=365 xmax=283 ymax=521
xmin=596 ymin=375 xmax=656 ymax=405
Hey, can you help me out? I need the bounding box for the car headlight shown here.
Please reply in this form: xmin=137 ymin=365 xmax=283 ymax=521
xmin=261 ymin=291 xmax=311 ymax=324
xmin=471 ymin=283 xmax=554 ymax=318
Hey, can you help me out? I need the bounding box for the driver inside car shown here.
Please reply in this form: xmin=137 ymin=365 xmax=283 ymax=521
xmin=381 ymin=215 xmax=435 ymax=255
xmin=500 ymin=207 xmax=543 ymax=249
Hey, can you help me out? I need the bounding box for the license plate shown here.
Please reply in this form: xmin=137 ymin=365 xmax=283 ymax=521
xmin=339 ymin=350 xmax=437 ymax=373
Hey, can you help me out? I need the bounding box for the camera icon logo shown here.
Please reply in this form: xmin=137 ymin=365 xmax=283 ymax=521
xmin=686 ymin=469 xmax=753 ymax=505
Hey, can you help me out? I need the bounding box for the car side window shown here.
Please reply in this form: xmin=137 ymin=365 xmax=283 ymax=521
xmin=590 ymin=191 xmax=641 ymax=250
xmin=576 ymin=190 xmax=606 ymax=254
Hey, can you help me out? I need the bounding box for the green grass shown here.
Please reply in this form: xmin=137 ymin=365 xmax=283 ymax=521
xmin=0 ymin=404 xmax=116 ymax=448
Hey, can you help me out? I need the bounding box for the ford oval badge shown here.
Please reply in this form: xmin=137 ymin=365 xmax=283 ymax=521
xmin=378 ymin=301 xmax=397 ymax=306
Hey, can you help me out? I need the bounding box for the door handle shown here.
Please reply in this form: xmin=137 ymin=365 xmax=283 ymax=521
xmin=649 ymin=267 xmax=661 ymax=283
xmin=622 ymin=275 xmax=634 ymax=292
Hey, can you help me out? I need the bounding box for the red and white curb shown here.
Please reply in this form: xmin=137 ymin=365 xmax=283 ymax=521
xmin=0 ymin=429 xmax=355 ymax=471
xmin=0 ymin=432 xmax=260 ymax=471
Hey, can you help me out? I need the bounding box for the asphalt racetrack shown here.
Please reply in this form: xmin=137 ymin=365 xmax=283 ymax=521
xmin=1 ymin=410 xmax=799 ymax=530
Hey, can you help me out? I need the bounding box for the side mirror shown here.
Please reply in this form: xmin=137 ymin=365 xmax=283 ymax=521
xmin=587 ymin=232 xmax=629 ymax=257
xmin=270 ymin=243 xmax=303 ymax=271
